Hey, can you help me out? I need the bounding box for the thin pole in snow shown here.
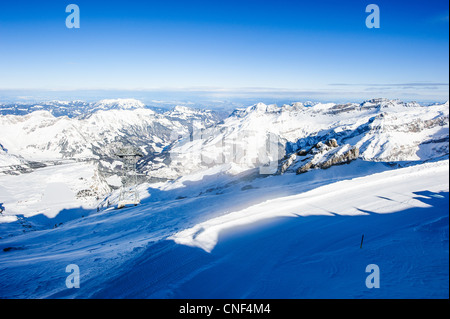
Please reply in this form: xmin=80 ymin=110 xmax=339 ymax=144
xmin=360 ymin=234 xmax=364 ymax=249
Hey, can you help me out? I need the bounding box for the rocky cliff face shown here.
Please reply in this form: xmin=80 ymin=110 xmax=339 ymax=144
xmin=277 ymin=139 xmax=360 ymax=175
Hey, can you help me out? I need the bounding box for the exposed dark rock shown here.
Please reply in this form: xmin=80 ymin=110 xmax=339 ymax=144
xmin=319 ymin=147 xmax=360 ymax=170
xmin=296 ymin=144 xmax=359 ymax=174
xmin=296 ymin=161 xmax=313 ymax=174
xmin=241 ymin=185 xmax=257 ymax=191
xmin=326 ymin=139 xmax=338 ymax=148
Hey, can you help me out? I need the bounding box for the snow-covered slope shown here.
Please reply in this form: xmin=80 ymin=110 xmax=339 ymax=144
xmin=171 ymin=160 xmax=449 ymax=253
xmin=0 ymin=159 xmax=447 ymax=298
xmin=0 ymin=143 xmax=24 ymax=168
xmin=0 ymin=162 xmax=110 ymax=230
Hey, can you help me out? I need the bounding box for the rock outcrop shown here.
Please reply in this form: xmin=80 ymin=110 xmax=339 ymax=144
xmin=277 ymin=139 xmax=359 ymax=175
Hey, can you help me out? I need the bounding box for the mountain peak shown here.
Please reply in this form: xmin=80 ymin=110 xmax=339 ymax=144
xmin=172 ymin=105 xmax=195 ymax=113
xmin=245 ymin=102 xmax=280 ymax=114
xmin=94 ymin=98 xmax=145 ymax=110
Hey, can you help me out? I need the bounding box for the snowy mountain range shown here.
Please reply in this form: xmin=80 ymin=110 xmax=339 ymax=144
xmin=1 ymin=96 xmax=447 ymax=222
xmin=146 ymin=98 xmax=449 ymax=179
xmin=0 ymin=98 xmax=148 ymax=117
xmin=1 ymin=98 xmax=448 ymax=181
xmin=0 ymin=98 xmax=221 ymax=177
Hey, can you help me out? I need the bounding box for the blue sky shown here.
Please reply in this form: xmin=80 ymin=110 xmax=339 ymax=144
xmin=0 ymin=0 xmax=448 ymax=103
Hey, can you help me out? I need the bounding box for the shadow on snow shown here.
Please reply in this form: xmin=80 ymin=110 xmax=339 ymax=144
xmin=85 ymin=190 xmax=448 ymax=299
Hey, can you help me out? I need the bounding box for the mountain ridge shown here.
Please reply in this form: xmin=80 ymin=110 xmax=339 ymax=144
xmin=1 ymin=98 xmax=448 ymax=188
